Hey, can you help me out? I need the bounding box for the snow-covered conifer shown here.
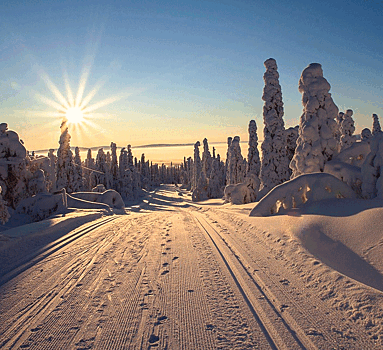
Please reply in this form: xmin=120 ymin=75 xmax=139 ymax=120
xmin=259 ymin=58 xmax=290 ymax=192
xmin=47 ymin=149 xmax=56 ymax=192
xmin=73 ymin=147 xmax=83 ymax=191
xmin=247 ymin=120 xmax=260 ymax=177
xmin=192 ymin=141 xmax=202 ymax=191
xmin=290 ymin=63 xmax=339 ymax=178
xmin=226 ymin=136 xmax=245 ymax=185
xmin=285 ymin=126 xmax=299 ymax=166
xmin=56 ymin=119 xmax=76 ymax=193
xmin=110 ymin=142 xmax=119 ymax=189
xmin=0 ymin=186 xmax=10 ymax=224
xmin=372 ymin=114 xmax=382 ymax=136
xmin=339 ymin=109 xmax=357 ymax=151
xmin=361 ymin=128 xmax=372 ymax=143
xmin=202 ymin=138 xmax=212 ymax=179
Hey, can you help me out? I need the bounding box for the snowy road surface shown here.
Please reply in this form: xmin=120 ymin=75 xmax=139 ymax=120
xmin=0 ymin=185 xmax=381 ymax=349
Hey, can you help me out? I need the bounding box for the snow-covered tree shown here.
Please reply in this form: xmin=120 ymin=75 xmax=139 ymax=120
xmin=335 ymin=112 xmax=344 ymax=142
xmin=202 ymin=138 xmax=212 ymax=179
xmin=290 ymin=63 xmax=339 ymax=178
xmin=226 ymin=136 xmax=245 ymax=185
xmin=247 ymin=120 xmax=260 ymax=177
xmin=73 ymin=147 xmax=83 ymax=191
xmin=192 ymin=141 xmax=202 ymax=191
xmin=0 ymin=186 xmax=10 ymax=224
xmin=362 ymin=133 xmax=383 ymax=198
xmin=339 ymin=109 xmax=357 ymax=151
xmin=372 ymin=114 xmax=382 ymax=136
xmin=56 ymin=119 xmax=76 ymax=193
xmin=110 ymin=142 xmax=119 ymax=189
xmin=47 ymin=149 xmax=56 ymax=192
xmin=361 ymin=128 xmax=372 ymax=143
xmin=259 ymin=58 xmax=290 ymax=193
xmin=285 ymin=126 xmax=299 ymax=166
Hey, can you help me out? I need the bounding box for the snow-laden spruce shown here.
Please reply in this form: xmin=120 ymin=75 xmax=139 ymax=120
xmin=73 ymin=147 xmax=83 ymax=192
xmin=202 ymin=138 xmax=212 ymax=179
xmin=56 ymin=119 xmax=76 ymax=193
xmin=290 ymin=63 xmax=339 ymax=178
xmin=362 ymin=133 xmax=383 ymax=199
xmin=372 ymin=114 xmax=382 ymax=136
xmin=339 ymin=109 xmax=357 ymax=151
xmin=259 ymin=58 xmax=290 ymax=193
xmin=192 ymin=141 xmax=208 ymax=201
xmin=285 ymin=126 xmax=299 ymax=168
xmin=247 ymin=120 xmax=260 ymax=177
xmin=361 ymin=128 xmax=372 ymax=143
xmin=226 ymin=136 xmax=245 ymax=185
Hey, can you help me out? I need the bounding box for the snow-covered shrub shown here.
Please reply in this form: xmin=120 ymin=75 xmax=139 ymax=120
xmin=92 ymin=184 xmax=106 ymax=192
xmin=70 ymin=189 xmax=125 ymax=210
xmin=332 ymin=141 xmax=371 ymax=168
xmin=250 ymin=173 xmax=358 ymax=217
xmin=290 ymin=63 xmax=339 ymax=178
xmin=0 ymin=186 xmax=10 ymax=224
xmin=259 ymin=58 xmax=290 ymax=192
xmin=15 ymin=192 xmax=66 ymax=222
xmin=324 ymin=160 xmax=362 ymax=196
xmin=339 ymin=109 xmax=356 ymax=151
xmin=224 ymin=173 xmax=260 ymax=205
xmin=361 ymin=133 xmax=383 ymax=198
xmin=247 ymin=120 xmax=260 ymax=177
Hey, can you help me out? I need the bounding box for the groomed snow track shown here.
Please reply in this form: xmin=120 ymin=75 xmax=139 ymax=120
xmin=191 ymin=211 xmax=318 ymax=350
xmin=0 ymin=216 xmax=117 ymax=287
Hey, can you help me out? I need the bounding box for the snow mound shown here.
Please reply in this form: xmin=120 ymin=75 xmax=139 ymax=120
xmin=250 ymin=173 xmax=358 ymax=217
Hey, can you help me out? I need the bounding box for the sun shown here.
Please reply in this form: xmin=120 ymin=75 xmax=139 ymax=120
xmin=65 ymin=106 xmax=85 ymax=124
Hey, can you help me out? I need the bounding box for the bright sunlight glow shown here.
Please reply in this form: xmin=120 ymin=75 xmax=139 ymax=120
xmin=65 ymin=106 xmax=85 ymax=124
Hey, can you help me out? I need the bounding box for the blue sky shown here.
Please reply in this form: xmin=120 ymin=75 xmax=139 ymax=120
xmin=1 ymin=0 xmax=382 ymax=150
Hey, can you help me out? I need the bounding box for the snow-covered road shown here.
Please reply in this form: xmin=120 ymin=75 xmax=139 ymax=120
xmin=0 ymin=186 xmax=381 ymax=349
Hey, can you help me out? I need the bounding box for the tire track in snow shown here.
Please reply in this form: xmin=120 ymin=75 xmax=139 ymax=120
xmin=191 ymin=211 xmax=318 ymax=350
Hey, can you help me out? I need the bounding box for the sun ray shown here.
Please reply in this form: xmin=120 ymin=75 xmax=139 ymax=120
xmin=82 ymin=96 xmax=122 ymax=113
xmin=39 ymin=71 xmax=70 ymax=109
xmin=80 ymin=78 xmax=107 ymax=108
xmin=63 ymin=68 xmax=75 ymax=107
xmin=75 ymin=54 xmax=94 ymax=107
xmin=36 ymin=92 xmax=67 ymax=112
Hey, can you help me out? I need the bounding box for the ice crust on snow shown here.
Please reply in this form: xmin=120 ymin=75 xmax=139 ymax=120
xmin=250 ymin=172 xmax=358 ymax=217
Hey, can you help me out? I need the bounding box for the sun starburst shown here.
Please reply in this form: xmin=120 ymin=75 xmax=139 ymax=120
xmin=35 ymin=61 xmax=123 ymax=145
